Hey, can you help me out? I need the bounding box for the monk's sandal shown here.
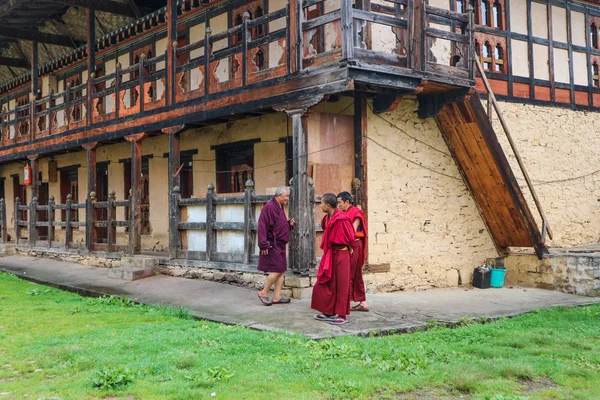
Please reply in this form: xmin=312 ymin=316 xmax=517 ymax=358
xmin=314 ymin=314 xmax=337 ymax=322
xmin=329 ymin=317 xmax=348 ymax=325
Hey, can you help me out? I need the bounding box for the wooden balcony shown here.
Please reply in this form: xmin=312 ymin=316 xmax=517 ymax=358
xmin=0 ymin=0 xmax=475 ymax=163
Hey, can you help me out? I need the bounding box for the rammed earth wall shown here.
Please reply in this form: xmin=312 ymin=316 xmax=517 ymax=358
xmin=365 ymin=97 xmax=498 ymax=291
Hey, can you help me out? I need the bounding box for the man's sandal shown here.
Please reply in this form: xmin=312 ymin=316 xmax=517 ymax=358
xmin=351 ymin=304 xmax=369 ymax=312
xmin=272 ymin=296 xmax=291 ymax=304
xmin=257 ymin=292 xmax=272 ymax=306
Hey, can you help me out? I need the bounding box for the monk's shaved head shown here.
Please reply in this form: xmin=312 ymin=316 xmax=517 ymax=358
xmin=321 ymin=193 xmax=337 ymax=209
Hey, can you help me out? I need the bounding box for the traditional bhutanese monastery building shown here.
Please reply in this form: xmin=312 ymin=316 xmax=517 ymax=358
xmin=0 ymin=0 xmax=598 ymax=296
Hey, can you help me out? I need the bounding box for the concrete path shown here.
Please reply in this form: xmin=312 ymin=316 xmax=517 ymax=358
xmin=2 ymin=255 xmax=599 ymax=339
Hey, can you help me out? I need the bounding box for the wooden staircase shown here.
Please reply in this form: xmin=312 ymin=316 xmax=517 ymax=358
xmin=435 ymin=91 xmax=548 ymax=258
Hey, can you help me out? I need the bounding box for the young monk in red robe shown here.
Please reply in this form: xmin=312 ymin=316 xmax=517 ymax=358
xmin=337 ymin=191 xmax=369 ymax=312
xmin=311 ymin=193 xmax=355 ymax=325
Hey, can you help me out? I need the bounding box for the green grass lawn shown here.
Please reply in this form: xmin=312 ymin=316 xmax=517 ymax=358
xmin=1 ymin=272 xmax=599 ymax=400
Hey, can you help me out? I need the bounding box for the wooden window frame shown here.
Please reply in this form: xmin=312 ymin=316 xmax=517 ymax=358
xmin=214 ymin=139 xmax=258 ymax=194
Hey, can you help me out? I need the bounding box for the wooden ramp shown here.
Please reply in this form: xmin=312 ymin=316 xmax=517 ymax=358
xmin=435 ymin=92 xmax=547 ymax=258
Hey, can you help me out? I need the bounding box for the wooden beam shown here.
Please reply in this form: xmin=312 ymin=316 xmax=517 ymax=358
xmin=127 ymin=0 xmax=142 ymax=19
xmin=168 ymin=127 xmax=182 ymax=259
xmin=0 ymin=0 xmax=22 ymax=18
xmin=45 ymin=0 xmax=138 ymax=18
xmin=0 ymin=56 xmax=28 ymax=69
xmin=166 ymin=0 xmax=177 ymax=105
xmin=0 ymin=27 xmax=74 ymax=47
xmin=87 ymin=7 xmax=95 ymax=126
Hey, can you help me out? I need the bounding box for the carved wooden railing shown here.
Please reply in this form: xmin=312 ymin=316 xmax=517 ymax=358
xmin=0 ymin=0 xmax=474 ymax=148
xmin=11 ymin=191 xmax=133 ymax=253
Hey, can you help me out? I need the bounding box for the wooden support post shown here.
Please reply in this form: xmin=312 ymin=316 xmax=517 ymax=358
xmin=204 ymin=27 xmax=212 ymax=96
xmin=14 ymin=197 xmax=21 ymax=245
xmin=341 ymin=0 xmax=354 ymax=60
xmin=139 ymin=53 xmax=146 ymax=113
xmin=288 ymin=0 xmax=301 ymax=72
xmin=28 ymin=155 xmax=39 ymax=203
xmin=289 ymin=111 xmax=314 ymax=275
xmin=29 ymin=196 xmax=38 ymax=247
xmin=86 ymin=191 xmax=96 ymax=252
xmin=125 ymin=133 xmax=146 ymax=254
xmin=166 ymin=0 xmax=178 ymax=105
xmin=84 ymin=142 xmax=98 ymax=196
xmin=206 ymin=183 xmax=216 ymax=261
xmin=0 ymin=198 xmax=6 ymax=243
xmin=31 ymin=40 xmax=38 ymax=140
xmin=242 ymin=12 xmax=250 ymax=87
xmin=243 ymin=179 xmax=255 ymax=264
xmin=107 ymin=190 xmax=116 ymax=252
xmin=64 ymin=83 xmax=71 ymax=129
xmin=409 ymin=0 xmax=425 ymax=72
xmin=171 ymin=186 xmax=181 ymax=258
xmin=87 ymin=8 xmax=95 ymax=126
xmin=47 ymin=195 xmax=55 ymax=248
xmin=114 ymin=63 xmax=121 ymax=119
xmin=65 ymin=194 xmax=73 ymax=249
xmin=164 ymin=125 xmax=185 ymax=259
xmin=353 ymin=96 xmax=367 ymax=210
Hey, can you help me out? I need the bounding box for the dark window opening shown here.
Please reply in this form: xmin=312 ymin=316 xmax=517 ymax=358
xmin=215 ymin=141 xmax=255 ymax=194
xmin=592 ymin=24 xmax=598 ymax=49
xmin=60 ymin=167 xmax=79 ymax=228
xmin=96 ymin=162 xmax=109 ymax=243
xmin=593 ymin=63 xmax=599 ymax=87
xmin=492 ymin=1 xmax=501 ymax=29
xmin=255 ymin=7 xmax=264 ymax=37
xmin=482 ymin=42 xmax=492 ymax=71
xmin=180 ymin=154 xmax=194 ymax=199
xmin=13 ymin=175 xmax=26 ymax=238
xmin=481 ymin=0 xmax=490 ymax=26
xmin=494 ymin=44 xmax=504 ymax=72
xmin=254 ymin=48 xmax=266 ymax=70
xmin=124 ymin=158 xmax=150 ymax=235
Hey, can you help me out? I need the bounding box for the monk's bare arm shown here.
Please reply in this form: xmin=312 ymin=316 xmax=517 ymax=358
xmin=353 ymin=218 xmax=360 ymax=233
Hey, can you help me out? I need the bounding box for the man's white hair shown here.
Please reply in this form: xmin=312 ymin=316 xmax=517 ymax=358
xmin=274 ymin=186 xmax=290 ymax=196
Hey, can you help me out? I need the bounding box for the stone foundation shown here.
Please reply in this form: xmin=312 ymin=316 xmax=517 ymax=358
xmin=14 ymin=247 xmax=123 ymax=269
xmin=157 ymin=264 xmax=315 ymax=299
xmin=505 ymin=253 xmax=600 ymax=296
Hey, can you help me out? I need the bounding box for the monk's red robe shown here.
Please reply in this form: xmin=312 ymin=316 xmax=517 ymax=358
xmin=257 ymin=197 xmax=290 ymax=273
xmin=311 ymin=209 xmax=355 ymax=317
xmin=346 ymin=205 xmax=367 ymax=302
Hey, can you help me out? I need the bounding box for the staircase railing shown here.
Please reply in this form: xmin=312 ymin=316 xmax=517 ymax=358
xmin=474 ymin=56 xmax=552 ymax=245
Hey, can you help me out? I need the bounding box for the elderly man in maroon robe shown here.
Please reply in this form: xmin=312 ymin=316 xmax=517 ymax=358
xmin=337 ymin=191 xmax=369 ymax=312
xmin=312 ymin=193 xmax=355 ymax=325
xmin=257 ymin=186 xmax=296 ymax=306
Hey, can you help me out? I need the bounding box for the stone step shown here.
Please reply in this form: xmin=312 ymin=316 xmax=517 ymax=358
xmin=107 ymin=256 xmax=160 ymax=281
xmin=108 ymin=266 xmax=157 ymax=281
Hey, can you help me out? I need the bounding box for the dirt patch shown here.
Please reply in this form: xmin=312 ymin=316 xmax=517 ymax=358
xmin=521 ymin=377 xmax=559 ymax=395
xmin=379 ymin=390 xmax=469 ymax=399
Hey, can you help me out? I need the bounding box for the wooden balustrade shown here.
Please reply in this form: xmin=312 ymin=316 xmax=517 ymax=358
xmin=0 ymin=0 xmax=473 ymax=149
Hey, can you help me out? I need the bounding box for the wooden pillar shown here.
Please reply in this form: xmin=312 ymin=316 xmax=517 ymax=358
xmin=353 ymin=96 xmax=367 ymax=211
xmin=29 ymin=196 xmax=38 ymax=247
xmin=84 ymin=142 xmax=98 ymax=196
xmin=166 ymin=0 xmax=178 ymax=105
xmin=289 ymin=110 xmax=314 ymax=276
xmin=28 ymin=155 xmax=39 ymax=202
xmin=340 ymin=0 xmax=354 ymax=60
xmin=87 ymin=8 xmax=96 ymax=125
xmin=125 ymin=133 xmax=147 ymax=254
xmin=0 ymin=198 xmax=6 ymax=243
xmin=30 ymin=40 xmax=38 ymax=141
xmin=163 ymin=125 xmax=185 ymax=259
xmin=84 ymin=142 xmax=98 ymax=252
xmin=409 ymin=0 xmax=425 ymax=72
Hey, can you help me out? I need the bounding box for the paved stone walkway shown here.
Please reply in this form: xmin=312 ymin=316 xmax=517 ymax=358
xmin=2 ymin=255 xmax=599 ymax=339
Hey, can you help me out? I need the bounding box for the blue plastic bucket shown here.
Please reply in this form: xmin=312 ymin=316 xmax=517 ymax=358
xmin=489 ymin=268 xmax=506 ymax=288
